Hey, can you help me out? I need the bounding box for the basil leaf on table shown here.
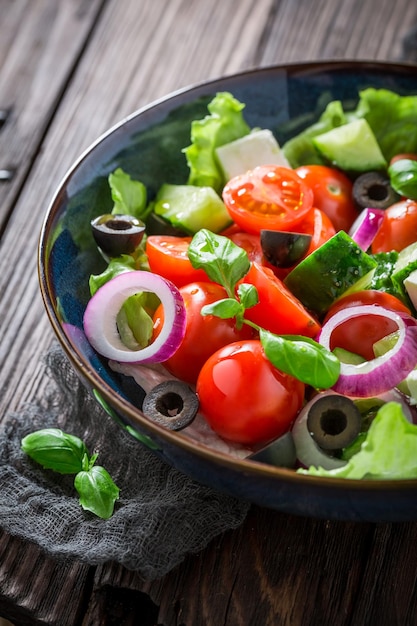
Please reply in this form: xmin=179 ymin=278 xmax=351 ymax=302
xmin=21 ymin=428 xmax=88 ymax=474
xmin=21 ymin=428 xmax=120 ymax=519
xmin=75 ymin=465 xmax=120 ymax=520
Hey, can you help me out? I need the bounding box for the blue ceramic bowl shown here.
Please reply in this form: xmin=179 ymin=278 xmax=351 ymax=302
xmin=39 ymin=60 xmax=417 ymax=522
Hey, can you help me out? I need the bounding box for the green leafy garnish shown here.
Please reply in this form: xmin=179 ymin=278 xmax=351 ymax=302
xmin=108 ymin=168 xmax=149 ymax=220
xmin=183 ymin=92 xmax=251 ymax=192
xmin=188 ymin=229 xmax=340 ymax=389
xmin=388 ymin=158 xmax=417 ymax=200
xmin=21 ymin=428 xmax=119 ymax=519
xmin=299 ymin=402 xmax=417 ymax=479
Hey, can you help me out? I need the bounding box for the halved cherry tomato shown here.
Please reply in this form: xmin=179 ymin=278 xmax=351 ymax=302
xmin=323 ymin=290 xmax=411 ymax=361
xmin=222 ymin=165 xmax=314 ymax=235
xmin=146 ymin=235 xmax=209 ymax=288
xmin=196 ymin=339 xmax=305 ymax=445
xmin=152 ymin=282 xmax=254 ymax=384
xmin=295 ymin=165 xmax=358 ymax=232
xmin=371 ymin=200 xmax=417 ymax=253
xmin=228 ymin=231 xmax=264 ymax=265
xmin=292 ymin=207 xmax=336 ymax=257
xmin=240 ymin=262 xmax=321 ymax=338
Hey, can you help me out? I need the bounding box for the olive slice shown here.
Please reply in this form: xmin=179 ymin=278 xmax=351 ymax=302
xmin=260 ymin=230 xmax=312 ymax=268
xmin=352 ymin=171 xmax=400 ymax=211
xmin=306 ymin=394 xmax=362 ymax=451
xmin=249 ymin=431 xmax=296 ymax=468
xmin=142 ymin=380 xmax=199 ymax=431
xmin=91 ymin=213 xmax=145 ymax=257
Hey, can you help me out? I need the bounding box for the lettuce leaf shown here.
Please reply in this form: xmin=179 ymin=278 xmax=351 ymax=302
xmin=298 ymin=402 xmax=417 ymax=479
xmin=108 ymin=168 xmax=149 ymax=220
xmin=282 ymin=88 xmax=417 ymax=169
xmin=183 ymin=92 xmax=251 ymax=192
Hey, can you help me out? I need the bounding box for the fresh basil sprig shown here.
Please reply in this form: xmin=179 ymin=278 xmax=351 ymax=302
xmin=388 ymin=158 xmax=417 ymax=200
xmin=188 ymin=229 xmax=340 ymax=389
xmin=21 ymin=428 xmax=119 ymax=519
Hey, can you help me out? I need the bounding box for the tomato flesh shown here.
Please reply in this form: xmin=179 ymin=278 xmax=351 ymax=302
xmin=371 ymin=200 xmax=417 ymax=253
xmin=146 ymin=235 xmax=210 ymax=288
xmin=324 ymin=290 xmax=410 ymax=361
xmin=153 ymin=282 xmax=254 ymax=384
xmin=240 ymin=262 xmax=321 ymax=338
xmin=222 ymin=165 xmax=314 ymax=235
xmin=295 ymin=165 xmax=358 ymax=232
xmin=196 ymin=340 xmax=305 ymax=446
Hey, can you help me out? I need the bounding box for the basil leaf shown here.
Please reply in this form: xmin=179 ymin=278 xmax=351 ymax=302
xmin=260 ymin=329 xmax=340 ymax=389
xmin=74 ymin=466 xmax=120 ymax=519
xmin=21 ymin=428 xmax=88 ymax=474
xmin=202 ymin=298 xmax=243 ymax=319
xmin=237 ymin=283 xmax=259 ymax=309
xmin=388 ymin=159 xmax=417 ymax=200
xmin=188 ymin=229 xmax=250 ymax=295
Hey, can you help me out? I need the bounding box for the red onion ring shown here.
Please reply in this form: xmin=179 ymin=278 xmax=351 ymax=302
xmin=83 ymin=271 xmax=186 ymax=364
xmin=318 ymin=305 xmax=417 ymax=397
xmin=348 ymin=207 xmax=384 ymax=251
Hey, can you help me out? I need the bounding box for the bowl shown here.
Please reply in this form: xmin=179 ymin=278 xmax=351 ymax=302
xmin=39 ymin=60 xmax=417 ymax=522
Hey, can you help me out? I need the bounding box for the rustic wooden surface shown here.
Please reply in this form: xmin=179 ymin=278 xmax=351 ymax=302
xmin=1 ymin=0 xmax=417 ymax=624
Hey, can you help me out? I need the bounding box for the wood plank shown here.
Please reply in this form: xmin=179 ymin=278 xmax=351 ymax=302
xmin=1 ymin=0 xmax=417 ymax=624
xmin=0 ymin=0 xmax=105 ymax=230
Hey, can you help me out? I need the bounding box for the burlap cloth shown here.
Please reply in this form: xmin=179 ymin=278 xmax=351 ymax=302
xmin=0 ymin=344 xmax=250 ymax=580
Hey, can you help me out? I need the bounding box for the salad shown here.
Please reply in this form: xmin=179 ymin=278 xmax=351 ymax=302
xmin=82 ymin=89 xmax=417 ymax=480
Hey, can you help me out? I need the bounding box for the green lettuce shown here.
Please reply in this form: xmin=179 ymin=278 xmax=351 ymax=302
xmin=183 ymin=92 xmax=251 ymax=192
xmin=298 ymin=402 xmax=417 ymax=479
xmin=282 ymin=88 xmax=417 ymax=168
xmin=108 ymin=168 xmax=149 ymax=220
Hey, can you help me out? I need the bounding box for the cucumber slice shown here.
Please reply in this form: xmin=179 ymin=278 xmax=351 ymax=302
xmin=312 ymin=119 xmax=387 ymax=172
xmin=284 ymin=230 xmax=378 ymax=316
xmin=215 ymin=129 xmax=289 ymax=181
xmin=153 ymin=184 xmax=232 ymax=234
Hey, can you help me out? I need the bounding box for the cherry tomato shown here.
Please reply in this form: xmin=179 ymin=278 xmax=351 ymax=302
xmin=295 ymin=165 xmax=358 ymax=232
xmin=196 ymin=339 xmax=305 ymax=446
xmin=240 ymin=262 xmax=321 ymax=338
xmin=390 ymin=153 xmax=417 ymax=166
xmin=371 ymin=200 xmax=417 ymax=253
xmin=228 ymin=231 xmax=264 ymax=265
xmin=323 ymin=290 xmax=411 ymax=361
xmin=146 ymin=235 xmax=209 ymax=288
xmin=292 ymin=207 xmax=336 ymax=257
xmin=222 ymin=165 xmax=314 ymax=235
xmin=152 ymin=282 xmax=254 ymax=384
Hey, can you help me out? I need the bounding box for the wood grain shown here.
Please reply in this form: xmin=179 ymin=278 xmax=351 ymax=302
xmin=1 ymin=0 xmax=417 ymax=624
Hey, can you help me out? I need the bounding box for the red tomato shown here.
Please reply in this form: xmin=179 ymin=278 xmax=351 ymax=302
xmin=146 ymin=235 xmax=209 ymax=288
xmin=390 ymin=153 xmax=417 ymax=165
xmin=240 ymin=262 xmax=321 ymax=338
xmin=228 ymin=231 xmax=264 ymax=264
xmin=222 ymin=165 xmax=314 ymax=235
xmin=152 ymin=282 xmax=254 ymax=384
xmin=371 ymin=200 xmax=417 ymax=253
xmin=292 ymin=207 xmax=336 ymax=257
xmin=323 ymin=290 xmax=410 ymax=361
xmin=295 ymin=165 xmax=358 ymax=232
xmin=196 ymin=340 xmax=305 ymax=445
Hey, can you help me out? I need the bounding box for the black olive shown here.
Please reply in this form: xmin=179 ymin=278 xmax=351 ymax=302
xmin=142 ymin=380 xmax=199 ymax=431
xmin=352 ymin=172 xmax=401 ymax=211
xmin=260 ymin=230 xmax=312 ymax=268
xmin=91 ymin=213 xmax=146 ymax=257
xmin=249 ymin=431 xmax=296 ymax=468
xmin=307 ymin=394 xmax=362 ymax=451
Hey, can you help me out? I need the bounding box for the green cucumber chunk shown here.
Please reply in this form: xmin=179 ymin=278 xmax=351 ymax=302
xmin=153 ymin=184 xmax=232 ymax=235
xmin=284 ymin=231 xmax=378 ymax=316
xmin=312 ymin=119 xmax=387 ymax=172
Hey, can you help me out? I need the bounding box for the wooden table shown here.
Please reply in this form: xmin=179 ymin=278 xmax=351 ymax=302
xmin=1 ymin=1 xmax=417 ymax=624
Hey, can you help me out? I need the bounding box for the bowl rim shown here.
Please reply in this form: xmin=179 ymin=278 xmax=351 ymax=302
xmin=38 ymin=58 xmax=417 ymax=493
